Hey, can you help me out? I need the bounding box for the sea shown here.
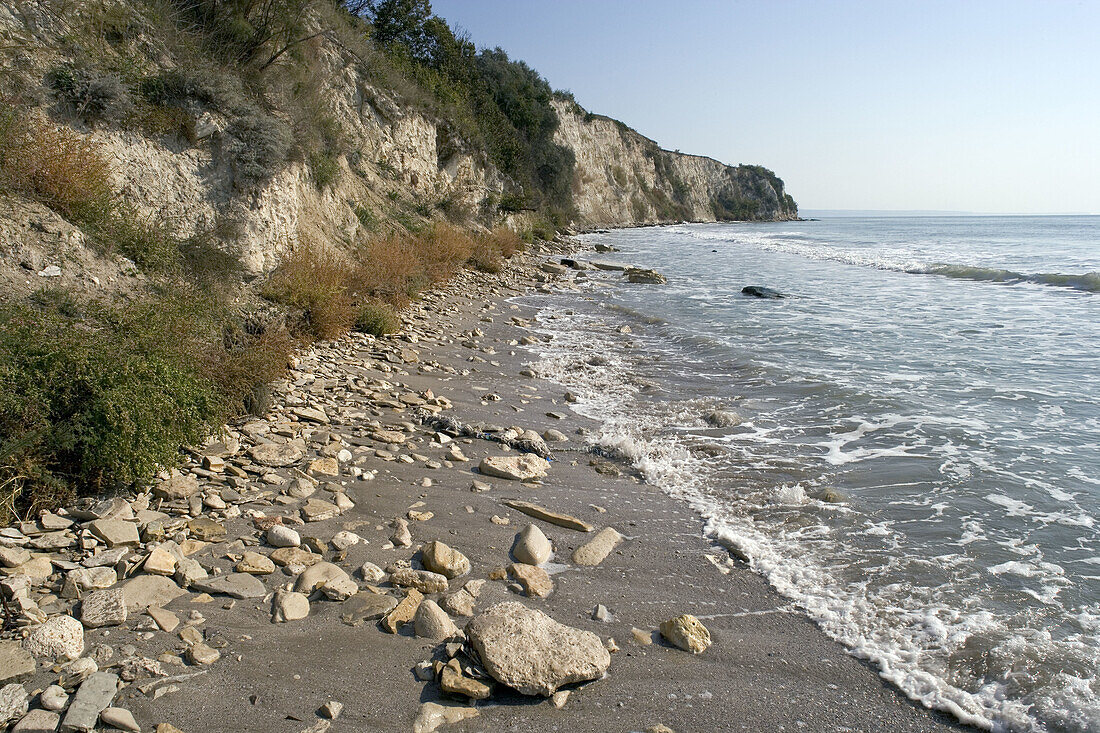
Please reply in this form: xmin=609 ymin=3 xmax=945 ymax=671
xmin=519 ymin=216 xmax=1099 ymax=732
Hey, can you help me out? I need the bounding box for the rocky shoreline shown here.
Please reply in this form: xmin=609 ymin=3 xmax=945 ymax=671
xmin=1 ymin=241 xmax=969 ymax=732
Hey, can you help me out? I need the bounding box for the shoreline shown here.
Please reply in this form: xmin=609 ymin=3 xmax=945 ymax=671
xmin=1 ymin=240 xmax=972 ymax=732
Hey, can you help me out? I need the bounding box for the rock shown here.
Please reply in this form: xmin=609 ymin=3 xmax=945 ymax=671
xmin=659 ymin=614 xmax=711 ymax=654
xmin=186 ymin=517 xmax=226 ymax=542
xmin=63 ymin=567 xmax=118 ymax=598
xmin=319 ymin=700 xmax=343 ymax=720
xmin=270 ymin=547 xmax=320 ymax=567
xmin=0 ymin=642 xmax=35 ymax=684
xmin=80 ymin=589 xmax=127 ymax=628
xmin=300 ymin=498 xmax=340 ymax=523
xmin=0 ymin=684 xmax=28 ymax=726
xmin=502 ymin=501 xmax=594 ymax=532
xmin=412 ymin=702 xmax=478 ymax=733
xmin=358 ymin=562 xmax=386 ymax=583
xmin=593 ymin=604 xmax=612 ymax=622
xmin=152 ymin=475 xmax=200 ymax=501
xmin=186 ymin=643 xmax=220 ymax=665
xmin=478 ymin=455 xmax=549 ymax=481
xmin=440 ymin=659 xmax=490 ymax=700
xmin=319 ymin=576 xmax=358 ymax=602
xmin=146 ymin=607 xmax=179 ymax=632
xmin=61 ymin=672 xmax=118 ymax=732
xmin=11 ymin=709 xmax=60 ymax=733
xmin=40 ymin=685 xmax=69 ymax=711
xmin=466 ymin=602 xmax=611 ymax=696
xmin=192 ymin=573 xmax=266 ymax=599
xmin=340 ymin=592 xmax=397 ymax=626
xmin=412 ymin=600 xmax=460 ymax=640
xmin=542 ymin=429 xmax=568 ymax=442
xmin=741 ymin=285 xmax=783 ymax=299
xmin=266 ymin=525 xmax=301 ymax=548
xmin=380 ymin=589 xmax=423 ymax=633
xmin=58 ymin=658 xmax=97 ymax=688
xmin=508 ymin=563 xmax=552 ymax=598
xmin=704 ymin=409 xmax=742 ymax=428
xmin=173 ymin=557 xmax=207 ymax=587
xmin=390 ymin=518 xmax=412 ymax=547
xmin=249 ymin=443 xmax=304 ymax=467
xmin=330 ymin=531 xmax=360 ymax=551
xmin=646 ymin=726 xmax=677 ymax=733
xmin=571 ymin=527 xmax=624 ymax=566
xmin=420 ymin=541 xmax=470 ymax=579
xmin=143 ymin=546 xmax=177 ymax=576
xmin=236 ymin=551 xmax=276 ymax=575
xmin=99 ymin=707 xmax=140 ymax=732
xmin=88 ymin=520 xmax=140 ymax=548
xmin=292 ymin=406 xmax=328 ymax=424
xmin=272 ymin=591 xmax=310 ymax=622
xmin=389 ymin=568 xmax=448 ymax=594
xmin=0 ymin=546 xmax=31 ymax=567
xmin=23 ymin=615 xmax=84 ymax=660
xmin=624 ymin=267 xmax=667 ymax=284
xmin=439 ymin=580 xmax=481 ymax=617
xmin=308 ymin=457 xmax=339 ymax=476
xmin=512 ymin=524 xmax=552 ymax=565
xmin=294 ymin=562 xmax=351 ymax=595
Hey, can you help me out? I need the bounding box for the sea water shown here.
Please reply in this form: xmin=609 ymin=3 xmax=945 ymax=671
xmin=522 ymin=216 xmax=1099 ymax=732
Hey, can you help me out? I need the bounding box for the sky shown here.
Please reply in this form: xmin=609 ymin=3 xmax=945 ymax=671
xmin=430 ymin=0 xmax=1099 ymax=214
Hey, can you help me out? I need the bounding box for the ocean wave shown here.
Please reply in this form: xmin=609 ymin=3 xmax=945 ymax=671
xmin=912 ymin=265 xmax=1100 ymax=292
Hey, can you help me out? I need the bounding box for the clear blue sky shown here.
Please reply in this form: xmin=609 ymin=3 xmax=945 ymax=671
xmin=430 ymin=0 xmax=1099 ymax=213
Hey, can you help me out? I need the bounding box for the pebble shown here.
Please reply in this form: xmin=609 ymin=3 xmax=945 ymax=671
xmin=267 ymin=525 xmax=301 ymax=548
xmin=272 ymin=591 xmax=310 ymax=623
xmin=99 ymin=706 xmax=140 ymax=732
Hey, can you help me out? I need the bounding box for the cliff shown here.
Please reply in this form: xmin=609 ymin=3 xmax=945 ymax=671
xmin=555 ymin=101 xmax=798 ymax=227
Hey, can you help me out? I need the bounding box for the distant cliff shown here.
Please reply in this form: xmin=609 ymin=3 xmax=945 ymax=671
xmin=555 ymin=101 xmax=798 ymax=228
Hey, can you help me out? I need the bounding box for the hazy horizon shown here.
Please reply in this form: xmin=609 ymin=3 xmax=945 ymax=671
xmin=431 ymin=0 xmax=1099 ymax=215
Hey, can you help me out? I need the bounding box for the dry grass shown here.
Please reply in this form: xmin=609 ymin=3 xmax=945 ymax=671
xmin=0 ymin=108 xmax=114 ymax=221
xmin=262 ymin=241 xmax=356 ymax=340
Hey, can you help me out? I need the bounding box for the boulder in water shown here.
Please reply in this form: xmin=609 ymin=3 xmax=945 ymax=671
xmin=741 ymin=286 xmax=783 ymax=299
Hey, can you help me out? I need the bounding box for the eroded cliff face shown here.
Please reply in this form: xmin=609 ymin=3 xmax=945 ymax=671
xmin=554 ymin=100 xmax=797 ymax=228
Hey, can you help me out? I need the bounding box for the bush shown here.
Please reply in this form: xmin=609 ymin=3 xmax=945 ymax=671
xmin=262 ymin=241 xmax=356 ymax=339
xmin=309 ymin=150 xmax=340 ymax=189
xmin=46 ymin=65 xmax=134 ymax=124
xmin=224 ymin=113 xmax=293 ymax=190
xmin=354 ymin=299 xmax=400 ymax=336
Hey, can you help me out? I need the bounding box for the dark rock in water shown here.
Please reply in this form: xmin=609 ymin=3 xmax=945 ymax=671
xmin=741 ymin=286 xmax=783 ymax=299
xmin=625 ymin=267 xmax=667 ymax=284
xmin=594 ymin=243 xmax=619 ymax=253
xmin=560 ymin=258 xmax=588 ymax=270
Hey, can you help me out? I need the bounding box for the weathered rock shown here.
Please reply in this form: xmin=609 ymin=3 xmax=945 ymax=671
xmin=440 ymin=659 xmax=490 ymax=700
xmin=319 ymin=576 xmax=358 ymax=602
xmin=357 ymin=562 xmax=386 ymax=583
xmin=146 ymin=607 xmax=179 ymax=632
xmin=0 ymin=684 xmax=28 ymax=727
xmin=308 ymin=457 xmax=339 ymax=476
xmin=390 ymin=518 xmax=412 ymax=547
xmin=478 ymin=455 xmax=549 ymax=481
xmin=389 ymin=568 xmax=448 ymax=594
xmin=186 ymin=517 xmax=226 ymax=542
xmin=340 ymin=592 xmax=398 ymax=626
xmin=412 ymin=600 xmax=460 ymax=640
xmin=39 ymin=685 xmax=69 ymax=711
xmin=58 ymin=658 xmax=97 ymax=689
xmin=270 ymin=547 xmax=320 ymax=567
xmin=186 ymin=643 xmax=220 ymax=666
xmin=272 ymin=591 xmax=310 ymax=623
xmin=502 ymin=501 xmax=594 ymax=532
xmin=249 ymin=443 xmax=304 ymax=467
xmin=88 ymin=520 xmax=139 ymax=548
xmin=10 ymin=708 xmax=60 ymax=733
xmin=571 ymin=527 xmax=624 ymax=566
xmin=300 ymin=498 xmax=340 ymax=523
xmin=420 ymin=541 xmax=470 ymax=579
xmin=508 ymin=563 xmax=552 ymax=598
xmin=659 ymin=614 xmax=711 ymax=654
xmin=542 ymin=429 xmax=568 ymax=442
xmin=61 ymin=672 xmax=118 ymax=732
xmin=330 ymin=531 xmax=360 ymax=551
xmin=23 ymin=615 xmax=84 ymax=660
xmin=466 ymin=602 xmax=611 ymax=696
xmin=439 ymin=580 xmax=482 ymax=617
xmin=412 ymin=702 xmax=478 ymax=733
xmin=512 ymin=524 xmax=552 ymax=565
xmin=63 ymin=566 xmax=118 ymax=598
xmin=319 ymin=700 xmax=343 ymax=720
xmin=624 ymin=267 xmax=667 ymax=284
xmin=0 ymin=545 xmax=31 ymax=568
xmin=192 ymin=573 xmax=266 ymax=599
xmin=152 ymin=474 xmax=200 ymax=501
xmin=99 ymin=707 xmax=140 ymax=732
xmin=741 ymin=285 xmax=783 ymax=299
xmin=80 ymin=589 xmax=127 ymax=628
xmin=704 ymin=409 xmax=742 ymax=428
xmin=236 ymin=551 xmax=276 ymax=575
xmin=173 ymin=557 xmax=208 ymax=587
xmin=293 ymin=406 xmax=328 ymax=424
xmin=0 ymin=642 xmax=35 ymax=684
xmin=294 ymin=562 xmax=351 ymax=594
xmin=380 ymin=589 xmax=423 ymax=633
xmin=142 ymin=546 xmax=177 ymax=576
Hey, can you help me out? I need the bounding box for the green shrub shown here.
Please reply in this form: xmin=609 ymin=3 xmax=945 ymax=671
xmin=46 ymin=65 xmax=133 ymax=124
xmin=309 ymin=150 xmax=340 ymax=189
xmin=354 ymin=204 xmax=378 ymax=230
xmin=224 ymin=113 xmax=293 ymax=190
xmin=354 ymin=299 xmax=401 ymax=336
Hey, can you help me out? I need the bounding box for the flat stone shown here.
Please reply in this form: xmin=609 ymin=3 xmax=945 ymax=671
xmin=173 ymin=557 xmax=207 ymax=587
xmin=11 ymin=709 xmax=60 ymax=733
xmin=142 ymin=546 xmax=177 ymax=576
xmin=9 ymin=556 xmax=52 ymax=581
xmin=80 ymin=589 xmax=127 ymax=628
xmin=88 ymin=520 xmax=139 ymax=548
xmin=412 ymin=600 xmax=460 ymax=640
xmin=369 ymin=429 xmax=406 ymax=444
xmin=0 ymin=546 xmax=31 ymax=567
xmin=249 ymin=443 xmax=304 ymax=467
xmin=440 ymin=659 xmax=490 ymax=700
xmin=420 ymin=541 xmax=470 ymax=579
xmin=294 ymin=562 xmax=350 ymax=594
xmin=300 ymin=498 xmax=340 ymax=523
xmin=122 ymin=575 xmax=186 ymax=611
xmin=571 ymin=527 xmax=624 ymax=566
xmin=292 ymin=406 xmax=328 ymax=424
xmin=99 ymin=707 xmax=139 ymax=732
xmin=186 ymin=518 xmax=226 ymax=542
xmin=508 ymin=563 xmax=552 ymax=598
xmin=389 ymin=568 xmax=448 ymax=594
xmin=192 ymin=573 xmax=266 ymax=599
xmin=0 ymin=642 xmax=34 ymax=684
xmin=466 ymin=602 xmax=611 ymax=696
xmin=478 ymin=455 xmax=549 ymax=481
xmin=659 ymin=614 xmax=711 ymax=654
xmin=0 ymin=685 xmax=28 ymax=728
xmin=270 ymin=547 xmax=320 ymax=567
xmin=512 ymin=524 xmax=552 ymax=565
xmin=237 ymin=551 xmax=276 ymax=575
xmin=308 ymin=457 xmax=339 ymax=476
xmin=502 ymin=501 xmax=594 ymax=532
xmin=23 ymin=615 xmax=84 ymax=660
xmin=272 ymin=591 xmax=310 ymax=623
xmin=319 ymin=576 xmax=358 ymax=601
xmin=153 ymin=474 xmax=200 ymax=501
xmin=340 ymin=592 xmax=397 ymax=626
xmin=60 ymin=672 xmax=118 ymax=732
xmin=62 ymin=567 xmax=118 ymax=598
xmin=412 ymin=702 xmax=478 ymax=733
xmin=381 ymin=589 xmax=423 ymax=633
xmin=146 ymin=607 xmax=179 ymax=632
xmin=186 ymin=643 xmax=220 ymax=666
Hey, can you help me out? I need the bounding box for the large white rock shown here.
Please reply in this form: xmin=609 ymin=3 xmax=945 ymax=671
xmin=412 ymin=600 xmax=460 ymax=641
xmin=512 ymin=524 xmax=552 ymax=565
xmin=79 ymin=589 xmax=127 ymax=628
xmin=420 ymin=541 xmax=470 ymax=579
xmin=466 ymin=602 xmax=610 ymax=696
xmin=0 ymin=684 xmax=28 ymax=727
xmin=478 ymin=454 xmax=549 ymax=481
xmin=122 ymin=575 xmax=187 ymax=611
xmin=294 ymin=562 xmax=351 ymax=594
xmin=23 ymin=615 xmax=84 ymax=661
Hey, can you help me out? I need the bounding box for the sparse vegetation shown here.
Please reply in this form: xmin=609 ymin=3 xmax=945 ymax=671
xmin=354 ymin=299 xmax=401 ymax=336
